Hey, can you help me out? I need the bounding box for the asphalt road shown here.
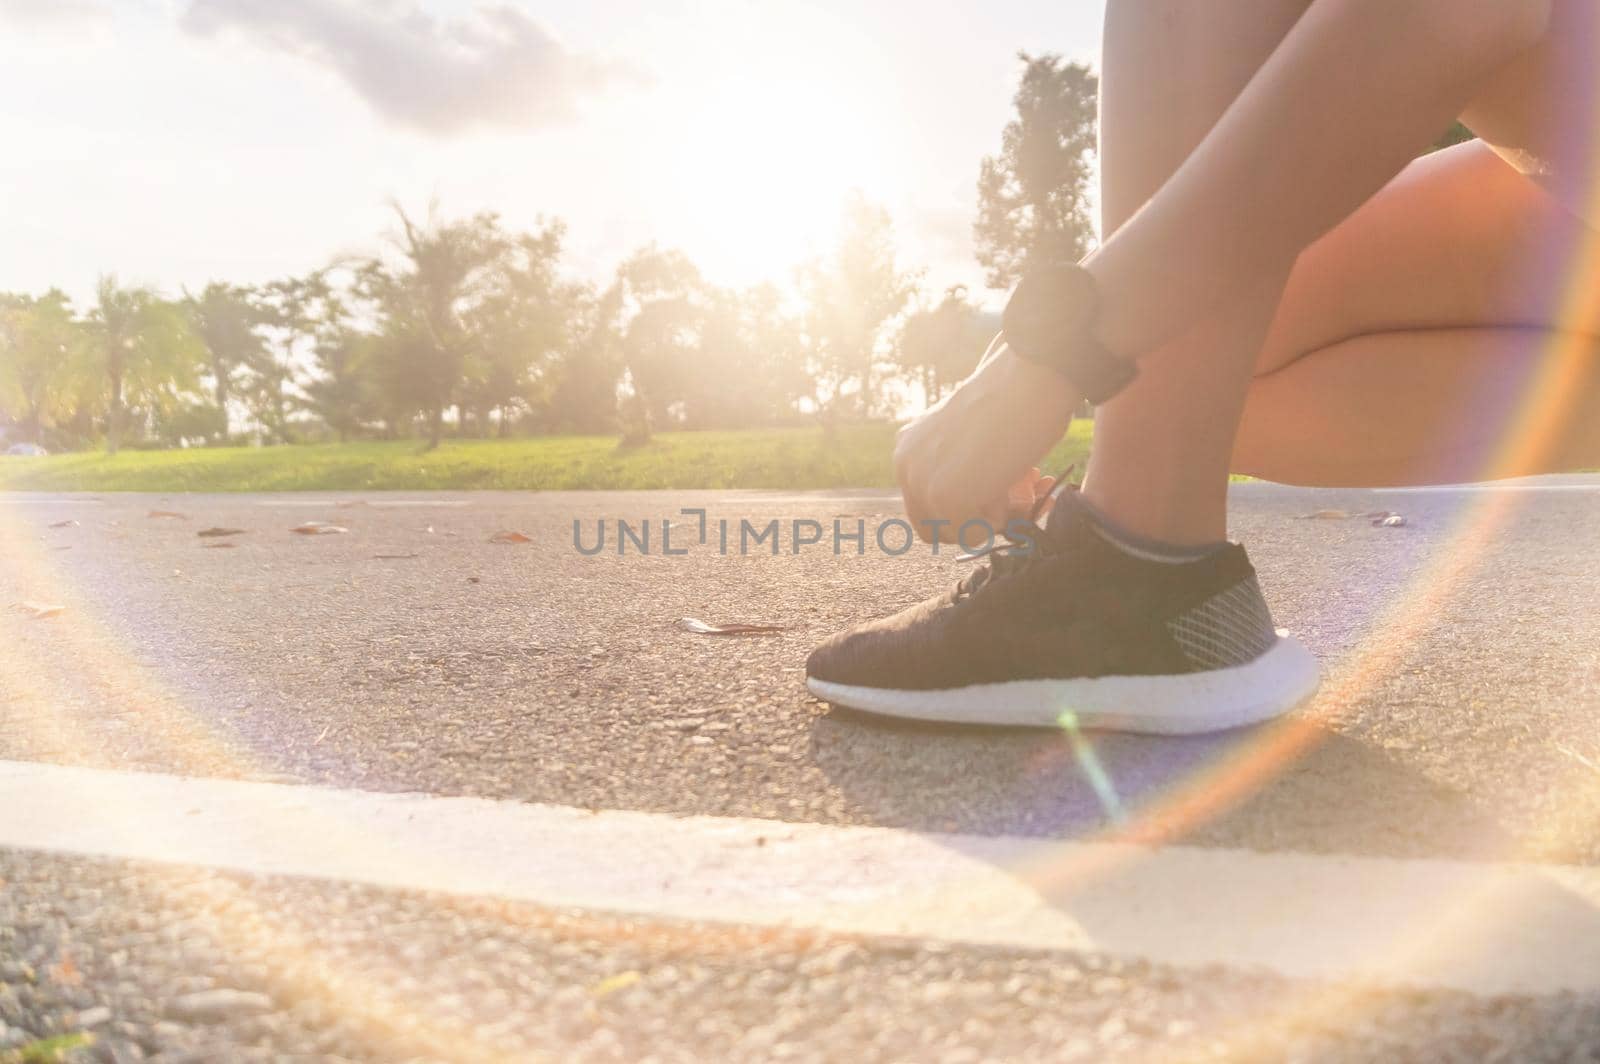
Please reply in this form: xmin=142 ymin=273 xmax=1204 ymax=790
xmin=3 ymin=480 xmax=1600 ymax=1061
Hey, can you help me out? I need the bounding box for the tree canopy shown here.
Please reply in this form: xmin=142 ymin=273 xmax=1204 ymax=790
xmin=0 ymin=55 xmax=1119 ymax=451
xmin=975 ymin=53 xmax=1099 ymax=290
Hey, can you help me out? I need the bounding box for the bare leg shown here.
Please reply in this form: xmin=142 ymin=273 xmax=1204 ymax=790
xmin=1085 ymin=0 xmax=1552 ymax=358
xmin=1089 ymin=1 xmax=1595 ymax=536
xmin=1082 ymin=0 xmax=1308 ymax=545
xmin=1238 ymin=327 xmax=1600 ymax=485
xmin=895 ymin=0 xmax=1559 ymax=539
xmin=1235 ymin=139 xmax=1600 ymax=484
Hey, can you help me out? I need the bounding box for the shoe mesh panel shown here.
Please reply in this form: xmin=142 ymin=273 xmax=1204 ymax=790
xmin=1165 ymin=575 xmax=1276 ymax=671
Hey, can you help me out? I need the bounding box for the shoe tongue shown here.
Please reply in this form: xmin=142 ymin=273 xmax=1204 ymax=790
xmin=1036 ymin=489 xmax=1097 ymax=551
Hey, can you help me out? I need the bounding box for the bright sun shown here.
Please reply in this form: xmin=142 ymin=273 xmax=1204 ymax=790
xmin=658 ymin=64 xmax=898 ymax=288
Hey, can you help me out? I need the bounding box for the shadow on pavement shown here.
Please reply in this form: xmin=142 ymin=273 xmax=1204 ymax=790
xmin=810 ymin=712 xmax=1518 ymax=861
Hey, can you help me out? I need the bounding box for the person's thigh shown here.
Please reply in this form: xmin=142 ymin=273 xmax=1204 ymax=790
xmin=1256 ymin=138 xmax=1598 ymax=376
xmin=1460 ymin=0 xmax=1600 ymax=227
xmin=1237 ymin=326 xmax=1600 ymax=485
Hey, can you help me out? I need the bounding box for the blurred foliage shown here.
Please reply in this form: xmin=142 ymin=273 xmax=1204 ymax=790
xmin=0 ymin=56 xmax=1095 ymax=455
xmin=975 ymin=53 xmax=1099 ymax=290
xmin=1431 ymin=121 xmax=1477 ymax=152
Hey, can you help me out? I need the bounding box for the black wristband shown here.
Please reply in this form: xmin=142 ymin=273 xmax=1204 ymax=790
xmin=1001 ymin=264 xmax=1138 ymax=405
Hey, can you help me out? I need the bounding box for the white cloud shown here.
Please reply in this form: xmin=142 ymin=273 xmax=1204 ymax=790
xmin=179 ymin=0 xmax=643 ymax=136
xmin=0 ymin=0 xmax=110 ymax=26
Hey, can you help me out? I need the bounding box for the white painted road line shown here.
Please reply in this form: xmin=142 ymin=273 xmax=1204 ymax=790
xmin=3 ymin=760 xmax=1599 ymax=997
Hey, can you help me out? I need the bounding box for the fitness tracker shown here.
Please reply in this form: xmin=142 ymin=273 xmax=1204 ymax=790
xmin=1001 ymin=263 xmax=1138 ymax=405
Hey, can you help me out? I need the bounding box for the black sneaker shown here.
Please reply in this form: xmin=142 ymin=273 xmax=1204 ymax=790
xmin=805 ymin=495 xmax=1319 ymax=734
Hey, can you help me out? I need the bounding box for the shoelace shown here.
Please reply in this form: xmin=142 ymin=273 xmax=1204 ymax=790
xmin=952 ymin=473 xmax=1078 ymax=602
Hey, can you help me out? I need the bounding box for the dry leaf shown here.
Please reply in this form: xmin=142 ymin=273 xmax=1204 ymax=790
xmin=1298 ymin=509 xmax=1350 ymax=520
xmin=202 ymin=542 xmax=237 ymax=550
xmin=1374 ymin=514 xmax=1407 ymax=528
xmin=198 ymin=527 xmax=246 ymax=538
xmin=490 ymin=530 xmax=533 ymax=544
xmin=48 ymin=519 xmax=78 ymax=529
xmin=466 ymin=576 xmax=481 ymax=584
xmin=147 ymin=510 xmax=187 ymax=520
xmin=680 ymin=617 xmax=788 ymax=636
xmin=47 ymin=953 xmax=82 ymax=987
xmin=291 ymin=522 xmax=348 ymax=535
xmin=591 ymin=970 xmax=642 ymax=997
xmin=15 ymin=601 xmax=66 ymax=620
xmin=373 ymin=553 xmax=419 ymax=560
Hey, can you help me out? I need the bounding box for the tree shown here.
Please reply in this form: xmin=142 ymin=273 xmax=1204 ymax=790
xmin=544 ymin=284 xmax=622 ymax=435
xmin=897 ymin=285 xmax=991 ymax=406
xmin=252 ymin=273 xmax=346 ymax=444
xmin=799 ymin=194 xmax=918 ymax=418
xmin=299 ymin=271 xmax=378 ymax=443
xmin=604 ymin=245 xmax=707 ymax=440
xmin=0 ymin=291 xmax=90 ymax=445
xmin=359 ymin=204 xmax=511 ymax=449
xmin=975 ymin=53 xmax=1099 ymax=290
xmin=183 ymin=282 xmax=267 ymax=443
xmin=459 ymin=223 xmax=574 ymax=436
xmin=691 ymin=283 xmax=809 ymax=428
xmin=87 ymin=277 xmax=203 ymax=453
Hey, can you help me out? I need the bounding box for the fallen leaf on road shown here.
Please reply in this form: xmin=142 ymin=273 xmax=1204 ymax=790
xmin=680 ymin=617 xmax=788 ymax=636
xmin=290 ymin=522 xmax=348 ymax=535
xmin=147 ymin=510 xmax=187 ymax=519
xmin=48 ymin=519 xmax=78 ymax=529
xmin=14 ymin=601 xmax=66 ymax=620
xmin=466 ymin=576 xmax=481 ymax=584
xmin=373 ymin=553 xmax=419 ymax=560
xmin=47 ymin=953 xmax=82 ymax=987
xmin=1298 ymin=508 xmax=1408 ymax=527
xmin=490 ymin=530 xmax=533 ymax=544
xmin=591 ymin=970 xmax=642 ymax=997
xmin=197 ymin=527 xmax=246 ymax=538
xmin=202 ymin=542 xmax=237 ymax=550
xmin=336 ymin=500 xmax=370 ymax=508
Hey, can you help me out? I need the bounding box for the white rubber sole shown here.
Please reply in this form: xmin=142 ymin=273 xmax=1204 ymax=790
xmin=807 ymin=631 xmax=1321 ymax=735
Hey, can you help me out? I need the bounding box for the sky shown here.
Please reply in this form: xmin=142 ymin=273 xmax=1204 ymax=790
xmin=0 ymin=0 xmax=1103 ymax=309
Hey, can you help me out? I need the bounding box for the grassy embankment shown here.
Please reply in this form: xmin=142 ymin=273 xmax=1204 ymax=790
xmin=0 ymin=422 xmax=1096 ymax=493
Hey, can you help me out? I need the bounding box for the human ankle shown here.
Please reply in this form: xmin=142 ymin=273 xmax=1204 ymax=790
xmin=1078 ymin=467 xmax=1229 ymax=549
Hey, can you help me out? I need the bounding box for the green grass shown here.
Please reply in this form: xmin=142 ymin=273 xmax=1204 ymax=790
xmin=0 ymin=422 xmax=1096 ymax=493
xmin=3 ymin=1032 xmax=95 ymax=1064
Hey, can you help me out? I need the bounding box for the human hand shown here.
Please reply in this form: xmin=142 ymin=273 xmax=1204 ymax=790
xmin=893 ymin=342 xmax=1078 ymax=545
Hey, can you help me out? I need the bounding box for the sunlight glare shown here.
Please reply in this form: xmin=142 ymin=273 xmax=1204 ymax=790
xmin=660 ymin=66 xmax=898 ymax=287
